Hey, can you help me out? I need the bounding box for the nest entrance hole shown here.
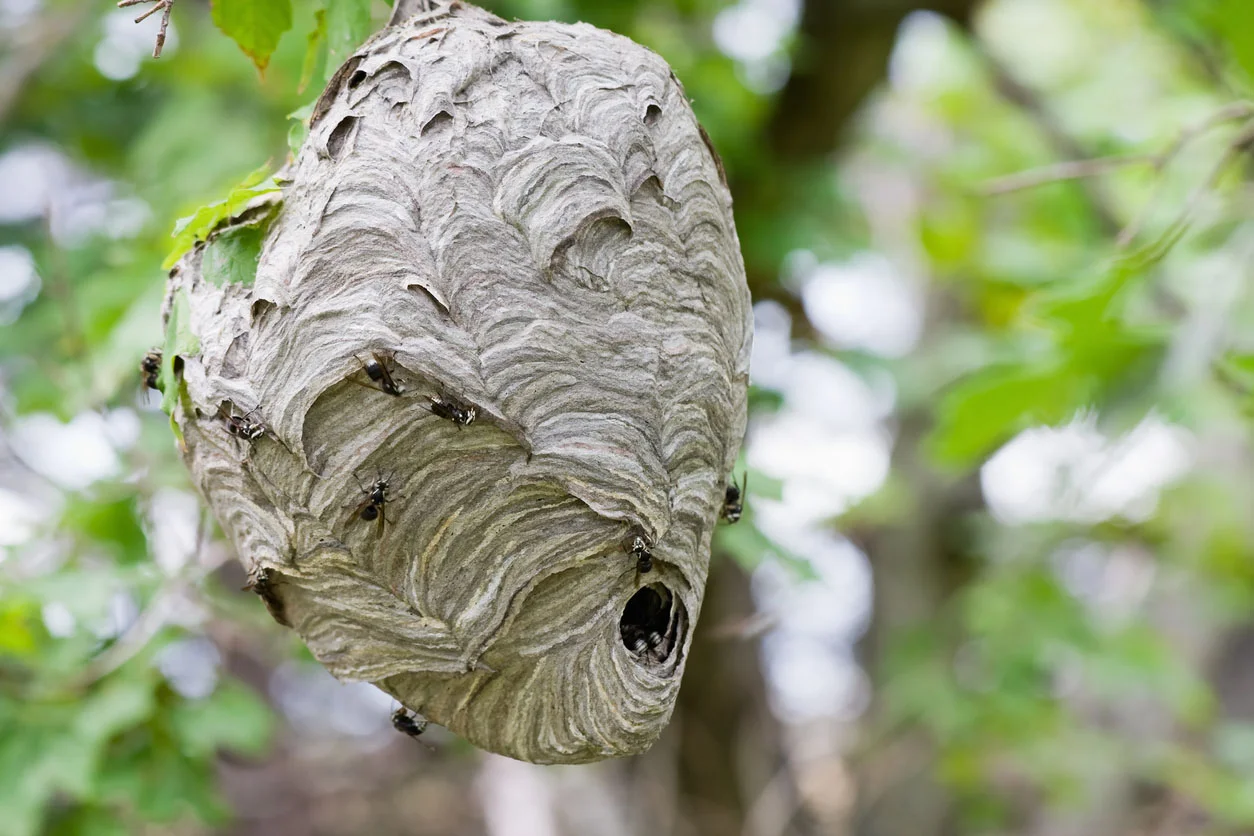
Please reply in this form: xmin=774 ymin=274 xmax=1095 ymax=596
xmin=619 ymin=585 xmax=681 ymax=664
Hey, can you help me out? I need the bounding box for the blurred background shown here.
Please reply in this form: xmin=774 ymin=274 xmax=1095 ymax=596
xmin=4 ymin=0 xmax=1254 ymax=833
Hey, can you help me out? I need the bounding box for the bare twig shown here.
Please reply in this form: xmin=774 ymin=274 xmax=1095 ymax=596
xmin=980 ymin=48 xmax=1122 ymax=234
xmin=117 ymin=0 xmax=174 ymax=58
xmin=1117 ymin=103 xmax=1254 ymax=247
xmin=977 ymin=98 xmax=1254 ymax=255
xmin=981 ymin=155 xmax=1156 ymax=196
xmin=1118 ymin=119 xmax=1254 ymax=260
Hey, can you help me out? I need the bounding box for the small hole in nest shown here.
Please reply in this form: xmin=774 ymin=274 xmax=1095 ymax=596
xmin=327 ymin=115 xmax=358 ymax=159
xmin=643 ymin=103 xmax=662 ymax=125
xmin=620 ymin=585 xmax=680 ymax=664
xmin=347 ymin=69 xmax=368 ymax=89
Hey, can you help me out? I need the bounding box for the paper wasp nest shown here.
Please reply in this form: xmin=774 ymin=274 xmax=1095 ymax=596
xmin=164 ymin=0 xmax=750 ymax=764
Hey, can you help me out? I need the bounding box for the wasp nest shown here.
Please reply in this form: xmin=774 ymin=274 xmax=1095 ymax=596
xmin=164 ymin=0 xmax=750 ymax=764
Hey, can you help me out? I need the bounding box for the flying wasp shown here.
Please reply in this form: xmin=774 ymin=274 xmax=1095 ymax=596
xmin=356 ymin=352 xmax=403 ymax=396
xmin=720 ymin=472 xmax=746 ymax=524
xmin=428 ymin=392 xmax=476 ymax=427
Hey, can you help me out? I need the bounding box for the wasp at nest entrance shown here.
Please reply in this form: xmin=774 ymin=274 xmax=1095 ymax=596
xmin=619 ymin=585 xmax=683 ymax=666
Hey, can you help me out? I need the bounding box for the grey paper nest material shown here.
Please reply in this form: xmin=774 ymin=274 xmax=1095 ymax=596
xmin=164 ymin=0 xmax=751 ymax=764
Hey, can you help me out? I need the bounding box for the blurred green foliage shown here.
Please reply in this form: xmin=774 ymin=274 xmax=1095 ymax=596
xmin=4 ymin=0 xmax=1254 ymax=833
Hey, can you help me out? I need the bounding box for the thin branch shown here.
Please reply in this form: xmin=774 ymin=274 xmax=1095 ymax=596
xmin=117 ymin=0 xmax=174 ymax=58
xmin=1119 ymin=119 xmax=1254 ymax=257
xmin=1117 ymin=103 xmax=1254 ymax=247
xmin=977 ymin=100 xmax=1254 ymax=244
xmin=981 ymin=155 xmax=1156 ymax=196
xmin=979 ymin=50 xmax=1122 ymax=235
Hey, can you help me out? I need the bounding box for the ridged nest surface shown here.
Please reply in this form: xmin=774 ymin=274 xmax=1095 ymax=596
xmin=165 ymin=0 xmax=751 ymax=764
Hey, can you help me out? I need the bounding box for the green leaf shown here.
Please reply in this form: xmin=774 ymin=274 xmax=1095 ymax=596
xmin=98 ymin=738 xmax=228 ymax=825
xmin=61 ymin=493 xmax=147 ymax=565
xmin=210 ymin=0 xmax=294 ymax=73
xmin=287 ymin=101 xmax=316 ymax=159
xmin=0 ymin=598 xmax=39 ymax=657
xmin=325 ymin=0 xmax=374 ymax=71
xmin=45 ymin=806 xmax=131 ymax=836
xmin=1190 ymin=0 xmax=1254 ymax=83
xmin=300 ymin=8 xmax=328 ymax=93
xmin=928 ymin=365 xmax=1077 ymax=465
xmin=201 ymin=225 xmax=264 ymax=288
xmin=163 ymin=164 xmax=280 ymax=270
xmin=160 ymin=289 xmax=199 ymax=416
xmin=75 ymin=675 xmax=158 ymax=745
xmin=169 ymin=680 xmax=274 ymax=758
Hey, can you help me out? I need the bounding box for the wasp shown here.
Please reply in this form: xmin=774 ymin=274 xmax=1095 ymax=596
xmin=626 ymin=532 xmax=653 ymax=575
xmin=357 ymin=352 xmax=403 ymax=396
xmin=243 ymin=567 xmax=290 ymax=627
xmin=218 ymin=404 xmax=267 ymax=441
xmin=391 ymin=707 xmax=429 ymax=739
xmin=622 ymin=624 xmax=668 ymax=661
xmin=140 ymin=349 xmax=162 ymax=391
xmin=429 ymin=393 xmax=476 ymax=427
xmin=351 ymin=472 xmax=395 ymax=532
xmin=720 ymin=472 xmax=746 ymax=524
xmin=625 ymin=628 xmax=663 ymax=655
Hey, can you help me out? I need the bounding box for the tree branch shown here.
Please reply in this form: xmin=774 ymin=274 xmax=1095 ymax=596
xmin=117 ymin=0 xmax=174 ymax=58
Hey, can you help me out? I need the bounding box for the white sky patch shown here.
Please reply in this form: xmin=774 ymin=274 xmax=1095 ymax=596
xmin=157 ymin=636 xmax=221 ymax=699
xmin=477 ymin=755 xmax=560 ymax=836
xmin=800 ymin=253 xmax=923 ymax=358
xmin=889 ymin=10 xmax=973 ymax=97
xmin=59 ymin=194 xmax=152 ymax=243
xmin=10 ymin=412 xmax=123 ymax=491
xmin=0 ymin=143 xmax=65 ymax=224
xmin=713 ymin=0 xmax=800 ymax=93
xmin=747 ymin=458 xmax=877 ymax=726
xmin=102 ymin=407 xmax=142 ymax=450
xmin=0 ymin=245 xmax=38 ymax=303
xmin=147 ymin=488 xmax=202 ymax=574
xmin=0 ymin=487 xmax=48 ymax=546
xmin=782 ymin=351 xmax=896 ymax=430
xmin=749 ymin=300 xmax=794 ymax=390
xmin=712 ymin=0 xmax=800 ymax=62
xmin=751 ymin=524 xmax=873 ymax=722
xmin=95 ymin=7 xmax=179 ymax=82
xmin=981 ymin=415 xmax=1194 ymax=525
xmin=745 ymin=326 xmax=887 ymax=723
xmin=752 ymin=529 xmax=872 ymax=645
xmin=98 ymin=590 xmax=140 ymax=641
xmin=0 ymin=143 xmax=150 ymax=244
xmin=0 ymin=0 xmax=40 ymax=30
xmin=270 ymin=663 xmax=396 ymax=741
xmin=1051 ymin=540 xmax=1156 ymax=623
xmin=762 ymin=635 xmax=870 ymax=723
xmin=750 ymin=412 xmax=891 ymax=521
xmin=41 ymin=601 xmax=76 ymax=638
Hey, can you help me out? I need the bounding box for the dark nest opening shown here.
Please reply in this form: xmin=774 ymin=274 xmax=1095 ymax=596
xmin=619 ymin=585 xmax=685 ymax=665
